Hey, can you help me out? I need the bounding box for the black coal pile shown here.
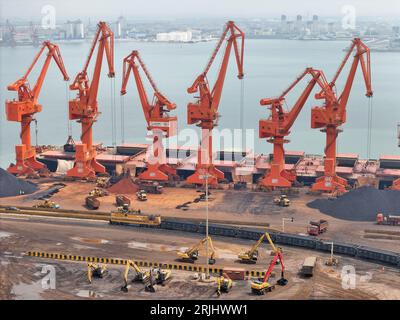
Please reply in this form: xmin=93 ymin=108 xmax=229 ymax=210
xmin=0 ymin=168 xmax=38 ymax=197
xmin=307 ymin=186 xmax=400 ymax=221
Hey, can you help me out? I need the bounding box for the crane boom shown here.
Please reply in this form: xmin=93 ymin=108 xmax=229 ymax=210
xmin=6 ymin=41 xmax=69 ymax=175
xmin=258 ymin=68 xmax=324 ymax=188
xmin=66 ymin=21 xmax=115 ymax=179
xmin=121 ymin=50 xmax=177 ymax=181
xmin=186 ymin=21 xmax=245 ymax=185
xmin=311 ymin=38 xmax=373 ymax=193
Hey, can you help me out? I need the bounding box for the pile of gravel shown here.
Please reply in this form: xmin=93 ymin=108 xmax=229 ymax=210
xmin=307 ymin=186 xmax=400 ymax=221
xmin=0 ymin=168 xmax=38 ymax=197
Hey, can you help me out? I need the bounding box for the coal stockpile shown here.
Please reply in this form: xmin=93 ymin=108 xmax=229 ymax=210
xmin=0 ymin=168 xmax=38 ymax=197
xmin=307 ymin=186 xmax=400 ymax=221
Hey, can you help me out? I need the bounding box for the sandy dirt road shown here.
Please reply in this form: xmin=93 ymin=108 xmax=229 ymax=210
xmin=1 ymin=214 xmax=400 ymax=300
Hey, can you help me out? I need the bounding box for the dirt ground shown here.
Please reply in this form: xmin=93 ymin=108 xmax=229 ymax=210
xmin=1 ymin=179 xmax=400 ymax=253
xmin=1 ymin=214 xmax=400 ymax=300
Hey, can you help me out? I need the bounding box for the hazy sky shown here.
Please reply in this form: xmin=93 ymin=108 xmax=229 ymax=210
xmin=1 ymin=0 xmax=399 ymax=20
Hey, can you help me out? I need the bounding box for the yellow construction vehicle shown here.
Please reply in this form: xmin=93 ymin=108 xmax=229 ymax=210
xmin=273 ymin=195 xmax=290 ymax=207
xmin=89 ymin=187 xmax=109 ymax=197
xmin=96 ymin=177 xmax=110 ymax=188
xmin=115 ymin=204 xmax=141 ymax=214
xmin=216 ymin=272 xmax=232 ymax=297
xmin=325 ymin=256 xmax=339 ymax=267
xmin=33 ymin=200 xmax=60 ymax=209
xmin=87 ymin=263 xmax=107 ymax=283
xmin=109 ymin=211 xmax=161 ymax=226
xmin=121 ymin=259 xmax=171 ymax=292
xmin=251 ymin=233 xmax=288 ymax=295
xmin=136 ymin=189 xmax=148 ymax=201
xmin=238 ymin=232 xmax=276 ymax=264
xmin=121 ymin=259 xmax=151 ymax=292
xmin=177 ymin=236 xmax=216 ymax=264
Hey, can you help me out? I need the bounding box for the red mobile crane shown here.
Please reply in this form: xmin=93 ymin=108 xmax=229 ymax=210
xmin=5 ymin=41 xmax=69 ymax=175
xmin=186 ymin=21 xmax=244 ymax=185
xmin=121 ymin=50 xmax=177 ymax=181
xmin=66 ymin=22 xmax=115 ymax=179
xmin=311 ymin=38 xmax=373 ymax=193
xmin=259 ymin=67 xmax=326 ymax=188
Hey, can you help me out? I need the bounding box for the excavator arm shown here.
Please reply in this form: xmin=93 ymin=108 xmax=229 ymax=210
xmin=178 ymin=236 xmax=216 ymax=263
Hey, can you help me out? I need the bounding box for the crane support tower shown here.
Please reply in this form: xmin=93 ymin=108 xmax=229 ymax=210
xmin=259 ymin=67 xmax=325 ymax=188
xmin=5 ymin=41 xmax=69 ymax=175
xmin=121 ymin=50 xmax=177 ymax=181
xmin=311 ymin=38 xmax=373 ymax=193
xmin=66 ymin=21 xmax=115 ymax=179
xmin=186 ymin=21 xmax=244 ymax=185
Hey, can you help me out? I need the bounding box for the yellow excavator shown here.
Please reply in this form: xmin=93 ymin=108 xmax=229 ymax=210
xmin=238 ymin=232 xmax=276 ymax=264
xmin=216 ymin=272 xmax=232 ymax=297
xmin=251 ymin=234 xmax=288 ymax=295
xmin=121 ymin=259 xmax=171 ymax=292
xmin=87 ymin=263 xmax=107 ymax=283
xmin=177 ymin=236 xmax=216 ymax=264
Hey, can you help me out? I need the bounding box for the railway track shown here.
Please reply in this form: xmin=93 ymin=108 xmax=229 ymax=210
xmin=1 ymin=205 xmax=400 ymax=268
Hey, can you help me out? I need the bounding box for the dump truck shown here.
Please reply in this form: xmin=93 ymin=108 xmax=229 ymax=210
xmin=136 ymin=190 xmax=148 ymax=201
xmin=376 ymin=213 xmax=400 ymax=226
xmin=307 ymin=220 xmax=328 ymax=236
xmin=116 ymin=195 xmax=131 ymax=207
xmin=85 ymin=196 xmax=100 ymax=210
xmin=300 ymin=256 xmax=317 ymax=277
xmin=138 ymin=181 xmax=163 ymax=194
xmin=89 ymin=188 xmax=109 ymax=197
xmin=273 ymin=195 xmax=290 ymax=207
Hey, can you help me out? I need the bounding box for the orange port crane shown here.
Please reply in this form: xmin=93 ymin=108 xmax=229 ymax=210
xmin=259 ymin=67 xmax=326 ymax=188
xmin=66 ymin=22 xmax=115 ymax=179
xmin=5 ymin=41 xmax=69 ymax=175
xmin=121 ymin=50 xmax=177 ymax=181
xmin=186 ymin=21 xmax=244 ymax=185
xmin=311 ymin=38 xmax=373 ymax=193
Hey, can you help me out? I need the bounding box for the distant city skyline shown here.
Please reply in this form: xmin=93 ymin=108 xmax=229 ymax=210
xmin=0 ymin=0 xmax=399 ymax=21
